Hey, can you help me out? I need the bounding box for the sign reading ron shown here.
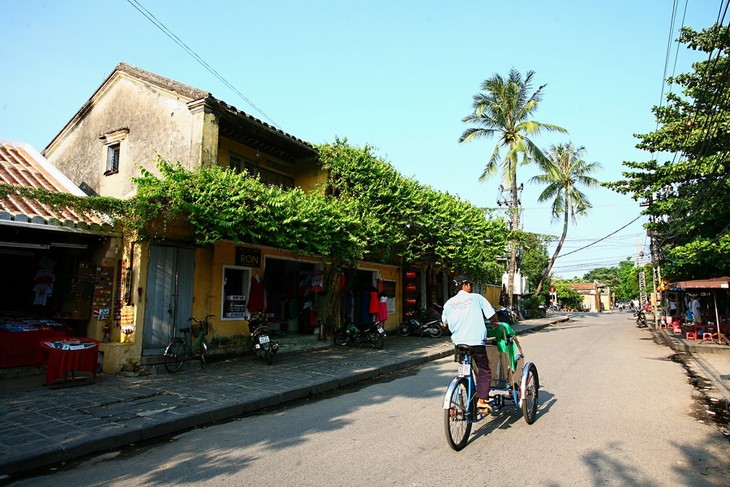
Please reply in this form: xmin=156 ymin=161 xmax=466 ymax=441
xmin=236 ymin=247 xmax=261 ymax=267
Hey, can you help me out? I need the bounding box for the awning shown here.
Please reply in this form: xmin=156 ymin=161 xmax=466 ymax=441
xmin=669 ymin=277 xmax=730 ymax=290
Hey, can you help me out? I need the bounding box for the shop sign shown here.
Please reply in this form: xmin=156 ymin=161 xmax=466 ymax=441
xmin=236 ymin=247 xmax=261 ymax=267
xmin=382 ymin=280 xmax=396 ymax=298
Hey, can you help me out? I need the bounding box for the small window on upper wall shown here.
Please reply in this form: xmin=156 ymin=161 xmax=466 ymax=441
xmin=105 ymin=143 xmax=120 ymax=175
xmin=99 ymin=128 xmax=128 ymax=176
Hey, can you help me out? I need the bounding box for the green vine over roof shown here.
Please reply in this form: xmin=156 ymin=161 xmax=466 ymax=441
xmin=1 ymin=142 xmax=508 ymax=283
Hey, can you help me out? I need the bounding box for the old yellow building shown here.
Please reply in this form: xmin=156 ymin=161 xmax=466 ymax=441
xmin=43 ymin=63 xmax=402 ymax=373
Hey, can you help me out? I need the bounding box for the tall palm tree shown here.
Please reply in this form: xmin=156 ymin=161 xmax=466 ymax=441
xmin=530 ymin=143 xmax=601 ymax=295
xmin=459 ymin=69 xmax=566 ymax=308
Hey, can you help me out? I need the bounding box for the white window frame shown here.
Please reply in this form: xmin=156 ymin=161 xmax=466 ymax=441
xmin=221 ymin=265 xmax=251 ymax=320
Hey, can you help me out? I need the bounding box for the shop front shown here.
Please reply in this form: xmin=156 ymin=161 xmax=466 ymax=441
xmin=0 ymin=228 xmax=116 ymax=372
xmin=200 ymin=241 xmax=402 ymax=344
xmin=667 ymin=277 xmax=730 ymax=343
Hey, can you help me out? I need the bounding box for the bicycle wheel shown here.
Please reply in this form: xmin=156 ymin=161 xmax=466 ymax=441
xmin=368 ymin=332 xmax=385 ymax=349
xmin=164 ymin=339 xmax=186 ymax=373
xmin=199 ymin=339 xmax=208 ymax=367
xmin=521 ymin=363 xmax=540 ymax=424
xmin=444 ymin=377 xmax=472 ymax=451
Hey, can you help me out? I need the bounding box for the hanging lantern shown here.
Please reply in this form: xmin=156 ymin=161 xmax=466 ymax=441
xmin=406 ymin=271 xmax=416 ymax=279
xmin=406 ymin=298 xmax=417 ymax=306
xmin=406 ymin=284 xmax=417 ymax=292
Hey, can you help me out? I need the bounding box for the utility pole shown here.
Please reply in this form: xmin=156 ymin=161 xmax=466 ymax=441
xmin=498 ymin=183 xmax=523 ymax=309
xmin=636 ymin=236 xmax=647 ymax=310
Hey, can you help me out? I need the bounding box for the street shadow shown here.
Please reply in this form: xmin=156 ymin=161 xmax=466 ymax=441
xmin=466 ymin=388 xmax=555 ymax=447
xmin=577 ymin=438 xmax=729 ymax=487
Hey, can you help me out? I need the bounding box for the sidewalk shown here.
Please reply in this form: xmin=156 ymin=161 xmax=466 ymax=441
xmin=655 ymin=327 xmax=730 ymax=402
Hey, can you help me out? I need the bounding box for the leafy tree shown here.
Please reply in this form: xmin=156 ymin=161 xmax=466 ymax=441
xmin=606 ymin=23 xmax=730 ymax=280
xmin=518 ymin=231 xmax=552 ymax=292
xmin=553 ymin=280 xmax=583 ymax=310
xmin=459 ymin=69 xmax=566 ymax=307
xmin=616 ymin=258 xmax=640 ymax=303
xmin=318 ymin=139 xmax=508 ymax=284
xmin=530 ymin=143 xmax=601 ymax=294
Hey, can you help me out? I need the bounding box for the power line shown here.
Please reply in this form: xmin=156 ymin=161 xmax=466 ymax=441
xmin=125 ymin=0 xmax=281 ymax=129
xmin=555 ymin=215 xmax=644 ymax=259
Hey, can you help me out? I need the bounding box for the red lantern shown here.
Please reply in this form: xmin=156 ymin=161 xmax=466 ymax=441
xmin=406 ymin=298 xmax=417 ymax=306
xmin=405 ymin=271 xmax=416 ymax=279
xmin=406 ymin=284 xmax=417 ymax=292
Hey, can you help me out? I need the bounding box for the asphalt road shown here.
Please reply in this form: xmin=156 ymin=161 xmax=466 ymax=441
xmin=11 ymin=313 xmax=730 ymax=486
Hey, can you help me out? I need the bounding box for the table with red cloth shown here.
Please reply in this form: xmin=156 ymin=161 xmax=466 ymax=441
xmin=0 ymin=327 xmax=69 ymax=368
xmin=39 ymin=337 xmax=99 ymax=385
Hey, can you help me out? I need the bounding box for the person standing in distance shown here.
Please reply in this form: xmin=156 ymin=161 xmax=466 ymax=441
xmin=441 ymin=275 xmax=500 ymax=413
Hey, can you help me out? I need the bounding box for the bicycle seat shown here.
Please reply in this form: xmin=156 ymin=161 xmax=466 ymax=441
xmin=178 ymin=326 xmax=191 ymax=333
xmin=455 ymin=344 xmax=474 ymax=353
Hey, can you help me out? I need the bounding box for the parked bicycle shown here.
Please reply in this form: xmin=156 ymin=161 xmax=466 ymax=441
xmin=163 ymin=314 xmax=213 ymax=373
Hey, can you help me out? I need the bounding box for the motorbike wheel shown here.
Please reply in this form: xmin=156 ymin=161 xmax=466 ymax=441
xmin=425 ymin=324 xmax=443 ymax=338
xmin=265 ymin=349 xmax=273 ymax=365
xmin=397 ymin=323 xmax=412 ymax=337
xmin=368 ymin=332 xmax=385 ymax=349
xmin=334 ymin=329 xmax=349 ymax=346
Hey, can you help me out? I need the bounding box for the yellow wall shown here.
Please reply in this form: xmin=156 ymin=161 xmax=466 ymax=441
xmin=195 ymin=241 xmax=403 ymax=337
xmin=217 ymin=136 xmax=325 ymax=191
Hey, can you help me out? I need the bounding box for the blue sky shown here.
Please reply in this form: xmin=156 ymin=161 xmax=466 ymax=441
xmin=0 ymin=0 xmax=719 ymax=278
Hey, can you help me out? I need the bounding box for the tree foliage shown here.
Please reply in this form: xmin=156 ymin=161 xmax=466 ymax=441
xmin=131 ymin=157 xmax=368 ymax=267
xmin=530 ymin=143 xmax=601 ymax=294
xmin=517 ymin=231 xmax=551 ymax=292
xmin=459 ymin=69 xmax=566 ymax=306
xmin=605 ymin=23 xmax=730 ymax=280
xmin=318 ymin=139 xmax=508 ymax=283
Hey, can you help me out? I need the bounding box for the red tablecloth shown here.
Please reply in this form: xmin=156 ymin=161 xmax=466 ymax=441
xmin=39 ymin=337 xmax=99 ymax=385
xmin=0 ymin=329 xmax=69 ymax=368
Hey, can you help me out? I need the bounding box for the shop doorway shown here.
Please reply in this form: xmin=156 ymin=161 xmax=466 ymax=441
xmin=342 ymin=268 xmax=377 ymax=325
xmin=262 ymin=258 xmax=317 ymax=336
xmin=142 ymin=246 xmax=194 ymax=354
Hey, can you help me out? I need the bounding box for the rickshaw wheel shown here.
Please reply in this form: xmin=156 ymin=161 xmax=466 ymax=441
xmin=521 ymin=362 xmax=539 ymax=424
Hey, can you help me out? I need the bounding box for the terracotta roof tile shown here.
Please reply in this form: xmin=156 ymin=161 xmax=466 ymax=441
xmin=0 ymin=139 xmax=112 ymax=233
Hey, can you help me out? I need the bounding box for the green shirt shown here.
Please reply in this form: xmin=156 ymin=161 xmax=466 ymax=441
xmin=486 ymin=322 xmax=520 ymax=371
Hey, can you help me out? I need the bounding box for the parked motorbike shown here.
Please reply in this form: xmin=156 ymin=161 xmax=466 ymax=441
xmin=398 ymin=303 xmax=444 ymax=338
xmin=249 ymin=313 xmax=279 ymax=364
xmin=334 ymin=320 xmax=386 ymax=348
xmin=634 ymin=308 xmax=647 ymax=328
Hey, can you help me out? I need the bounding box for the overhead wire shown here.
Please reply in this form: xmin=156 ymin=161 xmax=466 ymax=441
xmin=125 ymin=0 xmax=281 ymax=129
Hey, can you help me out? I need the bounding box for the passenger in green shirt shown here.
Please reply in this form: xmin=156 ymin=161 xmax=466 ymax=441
xmin=486 ymin=321 xmax=524 ymax=372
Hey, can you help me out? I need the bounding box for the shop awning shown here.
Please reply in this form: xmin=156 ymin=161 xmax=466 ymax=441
xmin=669 ymin=277 xmax=730 ymax=290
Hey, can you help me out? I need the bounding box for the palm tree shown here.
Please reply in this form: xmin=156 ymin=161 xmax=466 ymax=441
xmin=530 ymin=143 xmax=601 ymax=295
xmin=459 ymin=69 xmax=566 ymax=308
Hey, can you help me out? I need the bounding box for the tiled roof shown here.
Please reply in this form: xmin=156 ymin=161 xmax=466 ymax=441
xmin=0 ymin=139 xmax=113 ymax=234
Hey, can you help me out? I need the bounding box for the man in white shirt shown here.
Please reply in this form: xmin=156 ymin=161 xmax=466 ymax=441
xmin=442 ymin=275 xmax=499 ymax=413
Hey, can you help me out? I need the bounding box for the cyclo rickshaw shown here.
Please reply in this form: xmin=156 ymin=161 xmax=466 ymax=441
xmin=443 ymin=321 xmax=540 ymax=450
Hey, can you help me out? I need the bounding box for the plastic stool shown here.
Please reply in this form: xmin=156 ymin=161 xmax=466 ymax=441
xmin=702 ymin=332 xmax=717 ymax=342
xmin=685 ymin=331 xmax=697 ymax=340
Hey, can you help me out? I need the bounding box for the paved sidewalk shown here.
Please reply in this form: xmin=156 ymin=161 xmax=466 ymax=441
xmin=0 ymin=317 xmax=564 ymax=479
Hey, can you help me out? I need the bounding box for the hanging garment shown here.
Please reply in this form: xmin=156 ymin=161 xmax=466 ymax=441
xmin=377 ymin=295 xmax=388 ymax=322
xmin=369 ymin=290 xmax=379 ymax=314
xmin=248 ymin=276 xmax=266 ymax=313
